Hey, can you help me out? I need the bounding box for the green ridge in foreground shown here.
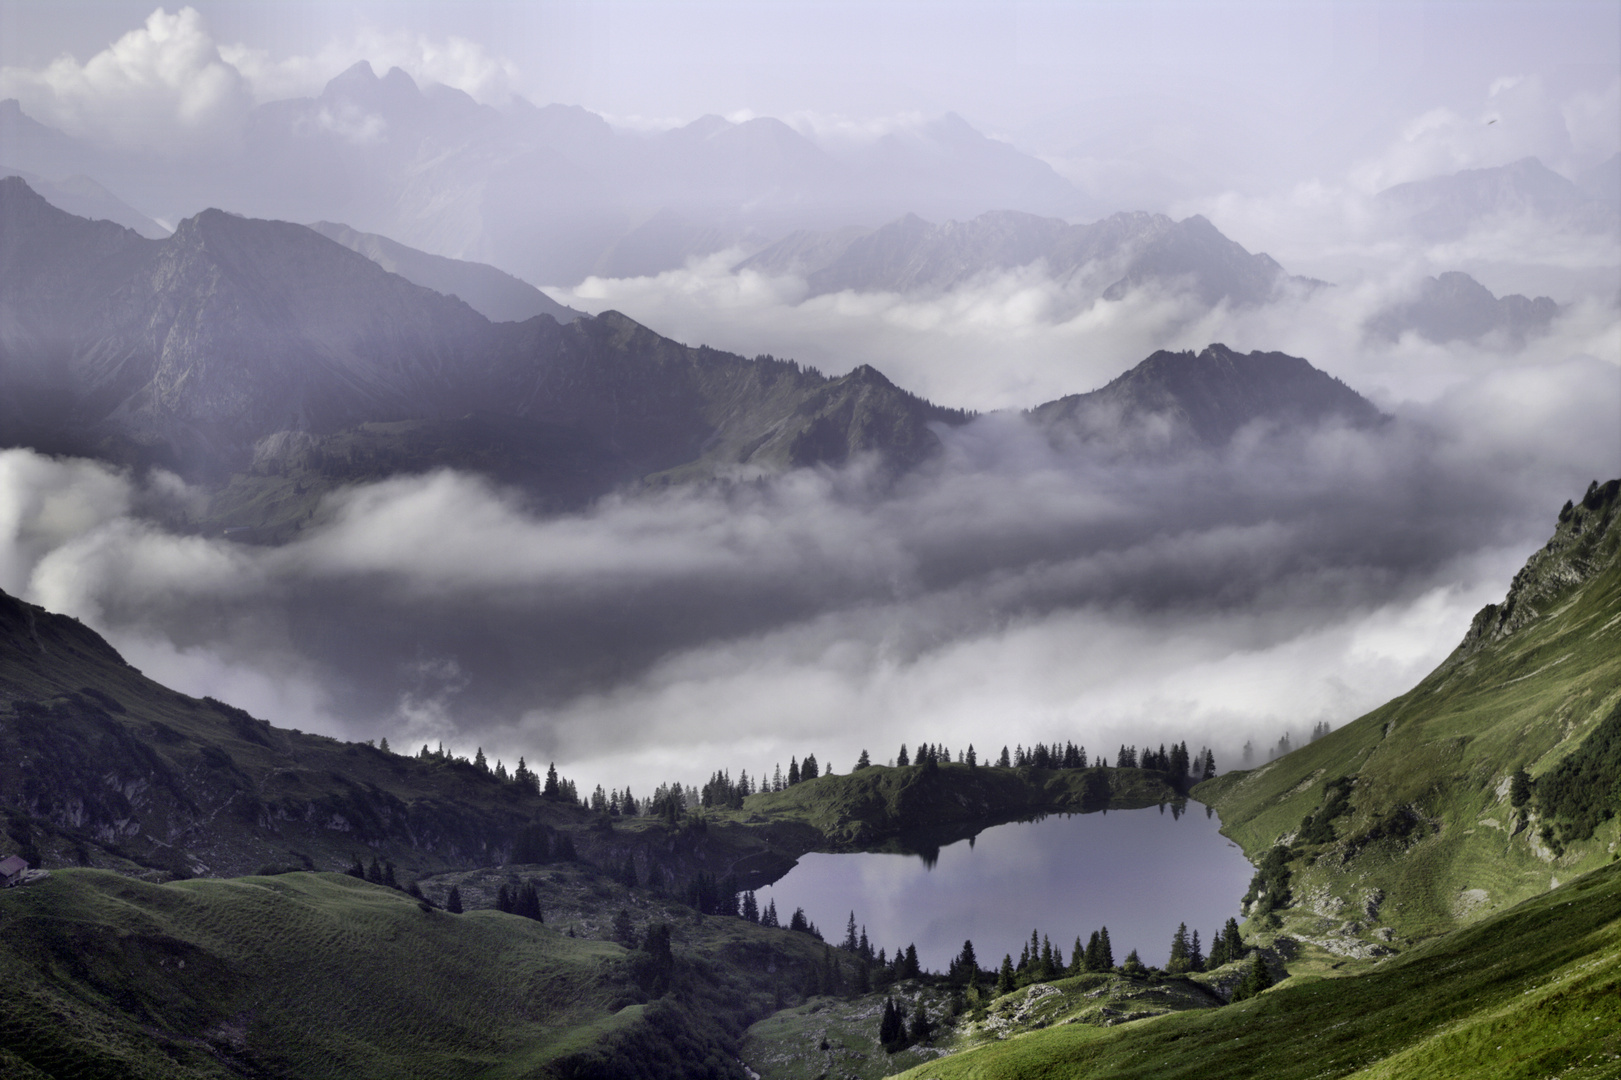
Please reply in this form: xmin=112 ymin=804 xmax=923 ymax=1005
xmin=1198 ymin=479 xmax=1621 ymax=956
xmin=886 ymin=861 xmax=1621 ymax=1080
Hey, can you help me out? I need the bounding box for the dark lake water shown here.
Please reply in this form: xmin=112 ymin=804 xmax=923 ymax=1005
xmin=753 ymin=805 xmax=1254 ymax=973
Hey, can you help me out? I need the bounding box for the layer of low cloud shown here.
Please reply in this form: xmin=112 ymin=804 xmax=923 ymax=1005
xmin=2 ymin=346 xmax=1613 ymax=794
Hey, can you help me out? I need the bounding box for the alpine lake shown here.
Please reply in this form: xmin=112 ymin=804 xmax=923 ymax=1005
xmin=753 ymin=803 xmax=1255 ymax=972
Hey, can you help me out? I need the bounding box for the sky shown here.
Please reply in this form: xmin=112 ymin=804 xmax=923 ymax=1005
xmin=3 ymin=1 xmax=1618 ymax=204
xmin=0 ymin=1 xmax=1617 ymax=798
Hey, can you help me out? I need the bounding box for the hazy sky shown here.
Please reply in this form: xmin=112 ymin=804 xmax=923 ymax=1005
xmin=4 ymin=0 xmax=1618 ymax=202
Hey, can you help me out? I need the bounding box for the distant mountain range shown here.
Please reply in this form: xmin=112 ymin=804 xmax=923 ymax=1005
xmin=1374 ymin=156 xmax=1620 ymax=241
xmin=0 ymin=176 xmax=972 ymax=531
xmin=1365 ymin=271 xmax=1559 ymax=346
xmin=0 ymin=175 xmax=1391 ymax=538
xmin=0 ymin=63 xmax=1087 ymax=287
xmin=738 ymin=209 xmax=1320 ymax=307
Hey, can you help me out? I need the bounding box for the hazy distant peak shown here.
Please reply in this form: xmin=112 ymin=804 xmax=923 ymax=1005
xmin=1031 ymin=343 xmax=1381 ymax=447
xmin=1364 ymin=269 xmax=1558 ymax=346
xmin=309 ymin=219 xmax=583 ymax=324
xmin=675 ymin=114 xmax=736 ymax=140
xmin=1375 ymin=156 xmax=1620 ymax=240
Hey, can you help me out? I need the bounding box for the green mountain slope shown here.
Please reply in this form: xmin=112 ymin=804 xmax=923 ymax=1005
xmin=1195 ymin=478 xmax=1621 ymax=956
xmin=886 ymin=861 xmax=1621 ymax=1080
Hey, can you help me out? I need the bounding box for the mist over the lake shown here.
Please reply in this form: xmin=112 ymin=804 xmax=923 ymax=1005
xmin=0 ymin=0 xmax=1616 ymax=797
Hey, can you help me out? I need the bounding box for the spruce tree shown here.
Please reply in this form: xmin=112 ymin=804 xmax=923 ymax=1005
xmin=844 ymin=911 xmax=859 ymax=951
xmin=896 ymin=744 xmax=910 ymax=767
xmin=544 ymin=762 xmax=561 ymax=799
xmin=908 ymin=1008 xmax=933 ymax=1046
xmin=788 ymin=757 xmax=801 ymax=785
xmin=1168 ymin=922 xmax=1190 ymax=973
xmin=1069 ymin=936 xmax=1085 ymax=976
xmin=857 ymin=749 xmax=871 ymax=769
xmin=742 ymin=891 xmax=759 ymax=923
xmin=1122 ymin=949 xmax=1144 ymax=976
xmin=1084 ymin=930 xmax=1102 ymax=971
xmin=802 ymin=754 xmax=819 ymax=780
xmin=612 ymin=907 xmax=636 ymax=946
xmin=996 ymin=954 xmax=1016 ymax=995
xmin=1510 ymin=768 xmax=1533 ymax=809
xmin=446 ymin=885 xmax=463 ymax=914
xmin=1099 ymin=926 xmax=1114 ymax=970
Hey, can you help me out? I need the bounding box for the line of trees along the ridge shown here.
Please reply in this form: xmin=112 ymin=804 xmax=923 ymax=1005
xmin=686 ymin=737 xmax=1223 ymax=812
xmin=382 ymin=731 xmax=1229 ymax=824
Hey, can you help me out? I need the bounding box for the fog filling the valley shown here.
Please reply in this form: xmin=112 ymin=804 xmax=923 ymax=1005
xmin=0 ymin=2 xmax=1617 ymax=795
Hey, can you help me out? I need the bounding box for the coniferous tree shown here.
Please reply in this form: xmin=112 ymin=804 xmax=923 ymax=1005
xmin=474 ymin=747 xmax=487 ymax=771
xmin=788 ymin=757 xmax=801 ymax=785
xmin=378 ymin=737 xmax=391 ymax=754
xmin=1167 ymin=923 xmax=1191 ymax=973
xmin=1122 ymin=949 xmax=1144 ymax=976
xmin=896 ymin=744 xmax=910 ymax=767
xmin=346 ymin=855 xmax=366 ymax=879
xmin=908 ymin=1008 xmax=933 ymax=1046
xmin=844 ymin=911 xmax=860 ymax=951
xmin=446 ymin=885 xmax=463 ymax=914
xmin=901 ymin=944 xmax=921 ymax=980
xmin=856 ymin=749 xmax=871 ymax=769
xmin=762 ymin=898 xmax=779 ymax=928
xmin=1084 ymin=930 xmax=1102 ymax=971
xmin=878 ymin=998 xmax=905 ymax=1051
xmin=367 ymin=857 xmax=383 ymax=884
xmin=1098 ymin=927 xmax=1114 ymax=970
xmin=742 ymin=891 xmax=759 ymax=923
xmin=966 ymin=744 xmax=977 ymax=767
xmin=1069 ymin=935 xmax=1086 ymax=975
xmin=802 ymin=754 xmax=819 ymax=780
xmin=1510 ymin=768 xmax=1534 ymax=809
xmin=543 ymin=762 xmax=561 ymax=799
xmin=612 ymin=907 xmax=637 ymax=946
xmin=496 ymin=883 xmax=513 ymax=913
xmin=1231 ymin=952 xmax=1274 ymax=1001
xmin=957 ymin=939 xmax=978 ymax=983
xmin=996 ymin=954 xmax=1016 ymax=995
xmin=1189 ymin=929 xmax=1204 ymax=971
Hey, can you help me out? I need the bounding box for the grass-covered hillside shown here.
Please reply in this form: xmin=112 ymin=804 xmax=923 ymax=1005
xmin=885 ymin=860 xmax=1621 ymax=1080
xmin=1197 ymin=478 xmax=1621 ymax=958
xmin=0 ymin=865 xmax=846 ymax=1079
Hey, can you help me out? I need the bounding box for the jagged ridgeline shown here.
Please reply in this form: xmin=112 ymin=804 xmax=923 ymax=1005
xmin=0 ymin=175 xmax=968 ymax=538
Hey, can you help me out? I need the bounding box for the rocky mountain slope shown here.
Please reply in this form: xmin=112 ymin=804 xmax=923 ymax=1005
xmin=737 ymin=208 xmax=1317 ymax=307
